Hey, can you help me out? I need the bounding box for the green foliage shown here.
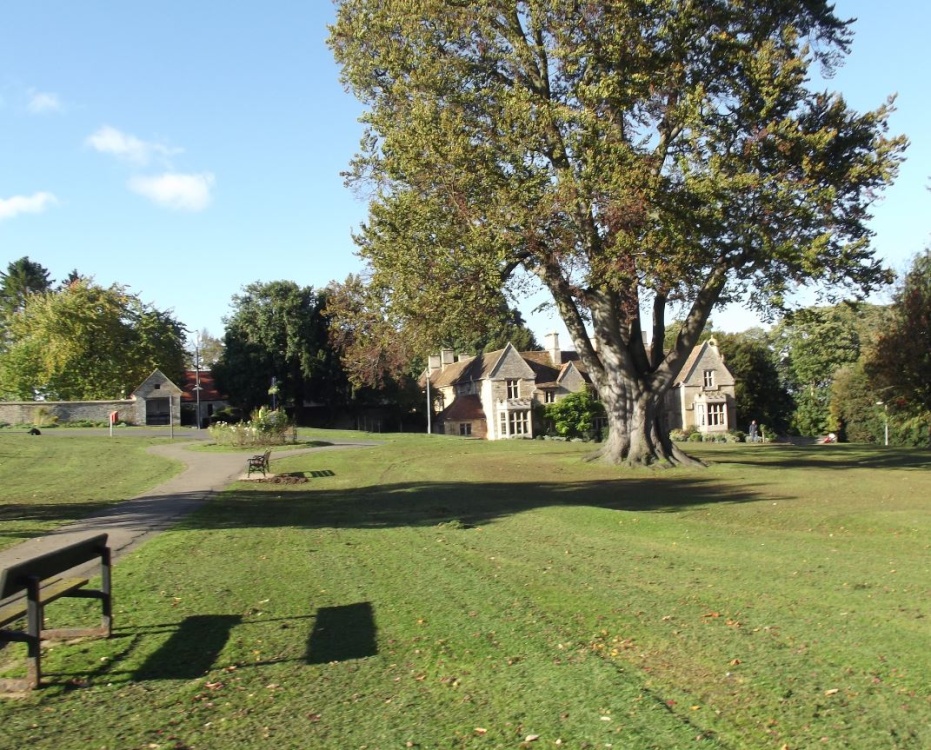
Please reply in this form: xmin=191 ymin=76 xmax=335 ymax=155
xmin=330 ymin=1 xmax=904 ymax=465
xmin=214 ymin=281 xmax=345 ymax=416
xmin=0 ymin=256 xmax=52 ymax=323
xmin=890 ymin=412 xmax=931 ymax=448
xmin=543 ymin=389 xmax=605 ymax=440
xmin=867 ymin=249 xmax=931 ymax=415
xmin=208 ymin=407 xmax=296 ymax=447
xmin=0 ymin=279 xmax=186 ymax=400
xmin=30 ymin=406 xmax=58 ymax=428
xmin=772 ymin=304 xmax=886 ymax=435
xmin=829 ymin=362 xmax=883 ymax=443
xmin=715 ymin=330 xmax=793 ymax=434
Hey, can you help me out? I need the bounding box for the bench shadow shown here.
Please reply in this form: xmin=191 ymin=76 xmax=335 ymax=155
xmin=307 ymin=602 xmax=377 ymax=664
xmin=133 ymin=614 xmax=242 ymax=680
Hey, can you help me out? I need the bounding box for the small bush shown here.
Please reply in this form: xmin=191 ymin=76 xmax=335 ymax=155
xmin=687 ymin=431 xmax=704 ymax=442
xmin=209 ymin=407 xmax=295 ymax=447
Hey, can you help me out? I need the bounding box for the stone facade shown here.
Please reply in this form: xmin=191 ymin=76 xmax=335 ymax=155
xmin=426 ymin=334 xmax=737 ymax=440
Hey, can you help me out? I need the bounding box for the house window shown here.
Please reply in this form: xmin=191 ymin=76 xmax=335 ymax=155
xmin=708 ymin=402 xmax=726 ymax=427
xmin=703 ymin=370 xmax=715 ymax=388
xmin=506 ymin=379 xmax=519 ymax=399
xmin=696 ymin=403 xmax=705 ymax=427
xmin=459 ymin=423 xmax=472 ymax=436
xmin=509 ymin=410 xmax=530 ymax=436
xmin=544 ymin=390 xmax=555 ymax=404
xmin=499 ymin=411 xmax=508 ymax=436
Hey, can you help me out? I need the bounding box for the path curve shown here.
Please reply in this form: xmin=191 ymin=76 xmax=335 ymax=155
xmin=0 ymin=439 xmax=378 ymax=571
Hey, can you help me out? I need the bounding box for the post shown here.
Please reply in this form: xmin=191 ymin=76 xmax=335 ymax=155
xmin=875 ymin=400 xmax=889 ymax=446
xmin=426 ymin=374 xmax=432 ymax=435
xmin=168 ymin=393 xmax=174 ymax=440
xmin=194 ymin=345 xmax=201 ymax=430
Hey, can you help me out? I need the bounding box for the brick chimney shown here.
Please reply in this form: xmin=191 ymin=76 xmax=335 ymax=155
xmin=440 ymin=349 xmax=456 ymax=367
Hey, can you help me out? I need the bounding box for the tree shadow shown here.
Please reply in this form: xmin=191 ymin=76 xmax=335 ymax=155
xmin=176 ymin=474 xmax=760 ymax=534
xmin=306 ymin=602 xmax=378 ymax=664
xmin=707 ymin=444 xmax=931 ymax=471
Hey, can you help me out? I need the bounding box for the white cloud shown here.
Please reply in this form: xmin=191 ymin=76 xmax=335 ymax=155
xmin=128 ymin=172 xmax=215 ymax=212
xmin=27 ymin=90 xmax=62 ymax=114
xmin=0 ymin=192 xmax=59 ymax=221
xmin=86 ymin=125 xmax=180 ymax=166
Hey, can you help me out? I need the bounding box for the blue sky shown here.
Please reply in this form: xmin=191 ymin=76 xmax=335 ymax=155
xmin=2 ymin=1 xmax=929 ymax=347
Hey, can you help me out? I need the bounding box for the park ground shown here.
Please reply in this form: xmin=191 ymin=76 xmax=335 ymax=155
xmin=0 ymin=430 xmax=928 ymax=749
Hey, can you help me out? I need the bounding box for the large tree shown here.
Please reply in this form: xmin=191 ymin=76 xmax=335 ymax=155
xmin=867 ymin=249 xmax=931 ymax=416
xmin=0 ymin=279 xmax=186 ymax=400
xmin=770 ymin=303 xmax=884 ymax=435
xmin=330 ymin=1 xmax=904 ymax=465
xmin=0 ymin=257 xmax=53 ymax=339
xmin=715 ymin=329 xmax=792 ymax=435
xmin=213 ymin=281 xmax=342 ymax=415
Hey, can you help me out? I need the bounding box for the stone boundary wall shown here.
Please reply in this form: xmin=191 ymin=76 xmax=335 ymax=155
xmin=0 ymin=399 xmax=137 ymax=426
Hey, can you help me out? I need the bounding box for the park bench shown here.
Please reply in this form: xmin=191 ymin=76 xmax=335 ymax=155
xmin=247 ymin=449 xmax=272 ymax=477
xmin=0 ymin=533 xmax=112 ymax=692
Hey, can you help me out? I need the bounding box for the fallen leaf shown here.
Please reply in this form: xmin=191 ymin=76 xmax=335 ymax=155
xmin=824 ymin=688 xmax=839 ymax=696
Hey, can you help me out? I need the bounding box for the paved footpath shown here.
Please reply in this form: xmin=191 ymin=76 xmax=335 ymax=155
xmin=0 ymin=437 xmax=377 ymax=572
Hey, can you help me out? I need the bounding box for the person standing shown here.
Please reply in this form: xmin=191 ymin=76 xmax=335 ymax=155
xmin=748 ymin=420 xmax=759 ymax=443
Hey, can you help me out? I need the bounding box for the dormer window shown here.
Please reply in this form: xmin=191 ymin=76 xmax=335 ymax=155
xmin=506 ymin=379 xmax=519 ymax=398
xmin=703 ymin=370 xmax=715 ymax=388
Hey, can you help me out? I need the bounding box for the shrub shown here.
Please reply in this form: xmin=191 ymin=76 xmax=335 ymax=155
xmin=32 ymin=406 xmax=59 ymax=428
xmin=544 ymin=389 xmax=606 ymax=440
xmin=687 ymin=431 xmax=704 ymax=442
xmin=208 ymin=407 xmax=295 ymax=447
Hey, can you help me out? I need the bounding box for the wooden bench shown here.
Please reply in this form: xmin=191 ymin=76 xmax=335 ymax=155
xmin=247 ymin=449 xmax=271 ymax=477
xmin=0 ymin=533 xmax=112 ymax=692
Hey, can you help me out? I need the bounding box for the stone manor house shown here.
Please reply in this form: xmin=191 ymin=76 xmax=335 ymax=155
xmin=426 ymin=333 xmax=736 ymax=439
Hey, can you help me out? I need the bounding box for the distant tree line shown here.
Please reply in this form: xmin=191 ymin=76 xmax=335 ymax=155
xmin=3 ymin=252 xmax=928 ymax=446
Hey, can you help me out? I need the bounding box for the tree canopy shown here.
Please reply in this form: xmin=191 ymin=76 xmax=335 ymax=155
xmin=213 ymin=281 xmax=343 ymax=415
xmin=0 ymin=279 xmax=186 ymax=400
xmin=867 ymin=249 xmax=931 ymax=416
xmin=0 ymin=257 xmax=53 ymax=337
xmin=330 ymin=0 xmax=905 ymax=465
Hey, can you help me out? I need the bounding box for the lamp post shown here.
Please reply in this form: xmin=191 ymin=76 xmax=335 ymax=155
xmin=875 ymin=401 xmax=889 ymax=446
xmin=426 ymin=371 xmax=432 ymax=435
xmin=193 ymin=345 xmax=203 ymax=429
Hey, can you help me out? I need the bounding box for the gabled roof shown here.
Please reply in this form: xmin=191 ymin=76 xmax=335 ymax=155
xmin=437 ymin=394 xmax=486 ymax=421
xmin=429 ymin=344 xmax=591 ymax=389
xmin=131 ymin=369 xmax=182 ymax=397
xmin=487 ymin=343 xmax=536 ymax=380
xmin=674 ymin=339 xmax=734 ymax=386
xmin=180 ymin=370 xmax=227 ymax=403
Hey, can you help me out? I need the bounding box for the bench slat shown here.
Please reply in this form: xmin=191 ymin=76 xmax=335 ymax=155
xmin=0 ymin=577 xmax=89 ymax=628
xmin=0 ymin=533 xmax=109 ymax=600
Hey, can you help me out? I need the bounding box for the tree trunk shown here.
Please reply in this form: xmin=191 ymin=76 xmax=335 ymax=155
xmin=588 ymin=384 xmax=704 ymax=468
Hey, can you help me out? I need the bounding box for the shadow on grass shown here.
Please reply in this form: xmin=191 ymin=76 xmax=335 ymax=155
xmin=704 ymin=443 xmax=931 ymax=470
xmin=176 ymin=474 xmax=760 ymax=533
xmin=133 ymin=614 xmax=242 ymax=680
xmin=307 ymin=602 xmax=378 ymax=664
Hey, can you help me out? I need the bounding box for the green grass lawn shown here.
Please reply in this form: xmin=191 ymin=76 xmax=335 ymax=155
xmin=0 ymin=432 xmax=183 ymax=550
xmin=1 ymin=433 xmax=929 ymax=749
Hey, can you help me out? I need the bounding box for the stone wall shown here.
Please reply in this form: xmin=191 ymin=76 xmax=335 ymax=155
xmin=0 ymin=399 xmax=137 ymax=426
